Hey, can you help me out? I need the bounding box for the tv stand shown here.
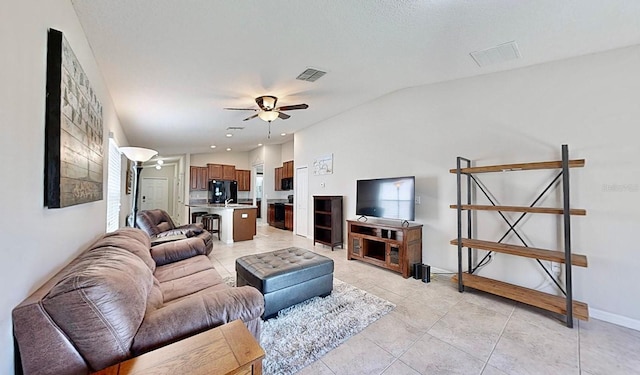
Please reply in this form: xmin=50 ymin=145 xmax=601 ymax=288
xmin=347 ymin=220 xmax=423 ymax=278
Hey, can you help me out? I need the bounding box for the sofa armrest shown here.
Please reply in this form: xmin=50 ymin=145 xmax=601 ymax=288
xmin=131 ymin=286 xmax=264 ymax=355
xmin=150 ymin=237 xmax=207 ymax=266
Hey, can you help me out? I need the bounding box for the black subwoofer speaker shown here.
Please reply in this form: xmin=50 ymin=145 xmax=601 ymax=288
xmin=412 ymin=263 xmax=423 ymax=279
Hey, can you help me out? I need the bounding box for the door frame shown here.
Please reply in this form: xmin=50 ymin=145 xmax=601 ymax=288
xmin=295 ymin=165 xmax=309 ymax=237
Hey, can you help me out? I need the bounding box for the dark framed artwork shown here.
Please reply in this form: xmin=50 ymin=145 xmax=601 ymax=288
xmin=44 ymin=28 xmax=104 ymax=208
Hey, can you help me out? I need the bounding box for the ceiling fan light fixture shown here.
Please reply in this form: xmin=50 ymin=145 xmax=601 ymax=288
xmin=259 ymin=96 xmax=277 ymax=110
xmin=258 ymin=110 xmax=279 ymax=122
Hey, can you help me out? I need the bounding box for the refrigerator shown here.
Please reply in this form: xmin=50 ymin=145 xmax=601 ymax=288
xmin=208 ymin=180 xmax=238 ymax=204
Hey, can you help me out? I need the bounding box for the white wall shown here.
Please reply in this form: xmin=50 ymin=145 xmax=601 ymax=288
xmin=190 ymin=151 xmax=250 ymax=169
xmin=0 ymin=0 xmax=128 ymax=372
xmin=296 ymin=44 xmax=640 ymax=328
xmin=281 ymin=140 xmax=294 ymax=161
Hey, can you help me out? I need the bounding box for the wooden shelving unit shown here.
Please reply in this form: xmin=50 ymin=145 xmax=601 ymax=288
xmin=313 ymin=196 xmax=343 ymax=250
xmin=451 ymin=145 xmax=588 ymax=327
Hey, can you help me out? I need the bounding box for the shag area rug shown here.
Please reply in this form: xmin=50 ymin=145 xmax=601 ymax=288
xmin=224 ymin=277 xmax=395 ymax=375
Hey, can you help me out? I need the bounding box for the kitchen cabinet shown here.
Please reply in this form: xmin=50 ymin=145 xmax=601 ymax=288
xmin=274 ymin=167 xmax=283 ymax=191
xmin=284 ymin=205 xmax=293 ymax=231
xmin=283 ymin=160 xmax=294 ymax=179
xmin=236 ymin=170 xmax=251 ymax=191
xmin=222 ymin=165 xmax=236 ymax=180
xmin=233 ymin=208 xmax=257 ymax=241
xmin=189 ymin=166 xmax=208 ymax=190
xmin=267 ymin=204 xmax=275 ymax=225
xmin=207 ymin=164 xmax=223 ymax=179
xmin=207 ymin=164 xmax=236 ymax=181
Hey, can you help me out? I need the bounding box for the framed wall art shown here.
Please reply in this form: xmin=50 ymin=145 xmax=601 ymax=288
xmin=313 ymin=153 xmax=333 ymax=175
xmin=44 ymin=28 xmax=104 ymax=208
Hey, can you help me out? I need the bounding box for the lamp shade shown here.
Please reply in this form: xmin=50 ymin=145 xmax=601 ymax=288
xmin=119 ymin=147 xmax=158 ymax=162
xmin=258 ymin=110 xmax=279 ymax=122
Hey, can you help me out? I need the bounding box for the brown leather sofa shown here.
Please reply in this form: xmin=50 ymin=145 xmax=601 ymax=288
xmin=136 ymin=209 xmax=213 ymax=254
xmin=12 ymin=228 xmax=264 ymax=375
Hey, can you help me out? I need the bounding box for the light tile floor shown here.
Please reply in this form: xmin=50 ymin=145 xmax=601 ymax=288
xmin=208 ymin=223 xmax=640 ymax=375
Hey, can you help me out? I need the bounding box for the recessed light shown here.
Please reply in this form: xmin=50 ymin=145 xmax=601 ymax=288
xmin=210 ymin=145 xmax=216 ymax=149
xmin=258 ymin=143 xmax=263 ymax=146
xmin=226 ymin=133 xmax=233 ymax=137
xmin=155 ymin=165 xmax=161 ymax=170
xmin=281 ymin=133 xmax=286 ymax=136
xmin=157 ymin=160 xmax=164 ymax=165
xmin=226 ymin=148 xmax=232 ymax=151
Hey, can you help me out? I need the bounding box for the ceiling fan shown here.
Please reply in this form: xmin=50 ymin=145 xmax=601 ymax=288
xmin=224 ymin=95 xmax=309 ymax=122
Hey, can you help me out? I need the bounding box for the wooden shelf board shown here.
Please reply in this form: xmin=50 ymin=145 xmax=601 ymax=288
xmin=315 ymin=210 xmax=332 ymax=215
xmin=450 ymin=238 xmax=587 ymax=267
xmin=449 ymin=204 xmax=586 ymax=216
xmin=452 ymin=273 xmax=589 ymax=321
xmin=314 ymin=225 xmax=332 ymax=230
xmin=449 ymin=159 xmax=585 ymax=174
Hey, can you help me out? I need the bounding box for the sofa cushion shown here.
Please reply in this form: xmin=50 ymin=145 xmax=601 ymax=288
xmin=160 ymin=267 xmax=225 ymax=302
xmin=42 ymin=245 xmax=153 ymax=371
xmin=132 ymin=286 xmax=265 ymax=355
xmin=93 ymin=228 xmax=155 ymax=272
xmin=154 ymin=256 xmax=215 ymax=283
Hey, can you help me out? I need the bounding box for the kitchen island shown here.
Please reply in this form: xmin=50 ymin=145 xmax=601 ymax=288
xmin=188 ymin=203 xmax=257 ymax=244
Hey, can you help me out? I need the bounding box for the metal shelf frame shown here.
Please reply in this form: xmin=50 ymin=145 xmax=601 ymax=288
xmin=454 ymin=144 xmax=579 ymax=328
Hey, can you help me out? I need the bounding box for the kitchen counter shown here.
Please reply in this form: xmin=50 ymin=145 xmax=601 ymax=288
xmin=188 ymin=204 xmax=257 ymax=243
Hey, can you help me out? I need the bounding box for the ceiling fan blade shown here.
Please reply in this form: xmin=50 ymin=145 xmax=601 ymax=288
xmin=277 ymin=104 xmax=308 ymax=111
xmin=224 ymin=108 xmax=257 ymax=111
xmin=243 ymin=113 xmax=260 ymax=121
xmin=278 ymin=112 xmax=291 ymax=120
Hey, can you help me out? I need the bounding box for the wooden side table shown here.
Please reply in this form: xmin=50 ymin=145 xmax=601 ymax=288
xmin=92 ymin=320 xmax=264 ymax=375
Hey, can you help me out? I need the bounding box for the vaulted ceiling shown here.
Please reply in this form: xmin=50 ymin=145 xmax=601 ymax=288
xmin=71 ymin=0 xmax=640 ymax=155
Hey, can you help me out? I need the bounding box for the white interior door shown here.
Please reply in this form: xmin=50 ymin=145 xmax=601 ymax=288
xmin=295 ymin=166 xmax=309 ymax=237
xmin=141 ymin=178 xmax=169 ymax=212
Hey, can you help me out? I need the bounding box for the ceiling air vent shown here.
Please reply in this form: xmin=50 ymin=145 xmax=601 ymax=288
xmin=470 ymin=41 xmax=521 ymax=67
xmin=226 ymin=126 xmax=245 ymax=131
xmin=296 ymin=67 xmax=327 ymax=82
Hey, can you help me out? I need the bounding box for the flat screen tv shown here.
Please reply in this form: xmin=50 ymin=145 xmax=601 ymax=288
xmin=356 ymin=176 xmax=415 ymax=221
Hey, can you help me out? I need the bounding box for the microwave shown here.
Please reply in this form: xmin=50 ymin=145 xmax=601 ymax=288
xmin=281 ymin=177 xmax=293 ymax=191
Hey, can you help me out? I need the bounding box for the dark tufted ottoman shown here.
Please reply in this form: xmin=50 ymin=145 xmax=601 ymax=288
xmin=236 ymin=247 xmax=334 ymax=318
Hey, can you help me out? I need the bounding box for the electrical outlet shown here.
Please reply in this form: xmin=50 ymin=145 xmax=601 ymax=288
xmin=415 ymin=196 xmax=421 ymax=205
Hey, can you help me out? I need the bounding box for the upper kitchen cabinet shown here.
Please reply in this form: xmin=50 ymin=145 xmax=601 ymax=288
xmin=275 ymin=160 xmax=294 ymax=191
xmin=190 ymin=166 xmax=208 ymax=190
xmin=207 ymin=163 xmax=223 ymax=179
xmin=283 ymin=160 xmax=294 ymax=179
xmin=236 ymin=169 xmax=251 ymax=191
xmin=274 ymin=167 xmax=283 ymax=191
xmin=223 ymin=165 xmax=236 ymax=180
xmin=207 ymin=164 xmax=236 ymax=180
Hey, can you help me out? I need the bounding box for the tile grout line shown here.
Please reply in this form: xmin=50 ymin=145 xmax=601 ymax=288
xmin=577 ymin=318 xmax=582 ymax=373
xmin=478 ymin=303 xmax=516 ymax=374
xmin=390 ymin=304 xmax=453 ymax=374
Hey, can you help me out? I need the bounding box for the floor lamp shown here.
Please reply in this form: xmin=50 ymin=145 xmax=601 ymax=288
xmin=120 ymin=147 xmax=158 ymax=228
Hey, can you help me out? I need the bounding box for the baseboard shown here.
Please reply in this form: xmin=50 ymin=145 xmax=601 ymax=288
xmin=589 ymin=308 xmax=640 ymax=332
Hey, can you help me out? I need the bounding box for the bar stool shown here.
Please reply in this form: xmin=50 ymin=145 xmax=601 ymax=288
xmin=202 ymin=213 xmax=221 ymax=241
xmin=191 ymin=211 xmax=207 ymax=224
